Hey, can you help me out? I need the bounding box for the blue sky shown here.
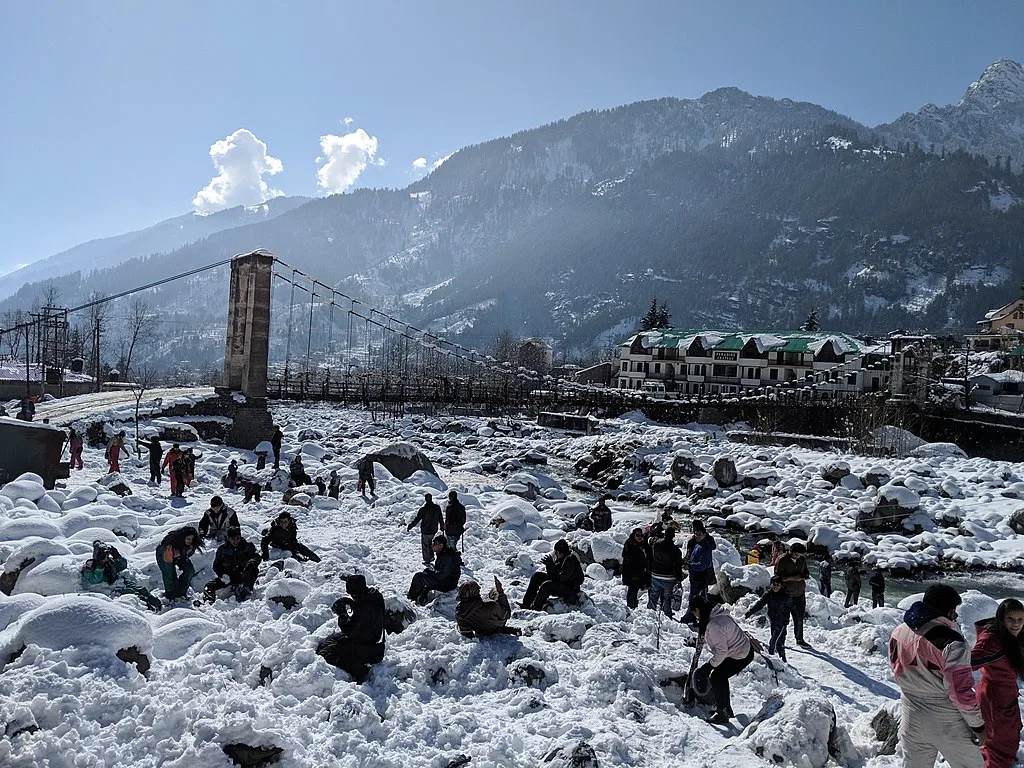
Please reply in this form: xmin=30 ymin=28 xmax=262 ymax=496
xmin=1 ymin=0 xmax=1022 ymax=274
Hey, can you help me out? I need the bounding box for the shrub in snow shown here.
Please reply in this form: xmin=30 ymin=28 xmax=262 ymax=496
xmin=741 ymin=692 xmax=849 ymax=768
xmin=0 ymin=594 xmax=153 ymax=669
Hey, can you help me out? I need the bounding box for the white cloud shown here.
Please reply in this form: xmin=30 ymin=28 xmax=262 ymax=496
xmin=192 ymin=129 xmax=284 ymax=214
xmin=343 ymin=116 xmax=354 ymax=126
xmin=412 ymin=157 xmax=427 ymax=169
xmin=316 ymin=128 xmax=380 ymax=194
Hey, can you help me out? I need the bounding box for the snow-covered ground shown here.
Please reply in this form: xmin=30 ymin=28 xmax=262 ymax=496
xmin=0 ymin=399 xmax=1022 ymax=767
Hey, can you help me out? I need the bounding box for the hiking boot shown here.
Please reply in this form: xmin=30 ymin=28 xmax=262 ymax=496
xmin=707 ymin=711 xmax=731 ymax=725
xmin=796 ymin=640 xmax=811 ymax=648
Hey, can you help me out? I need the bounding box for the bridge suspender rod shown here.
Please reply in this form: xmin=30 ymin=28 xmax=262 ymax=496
xmin=284 ymin=270 xmax=297 ymax=374
xmin=305 ymin=280 xmax=315 ymax=376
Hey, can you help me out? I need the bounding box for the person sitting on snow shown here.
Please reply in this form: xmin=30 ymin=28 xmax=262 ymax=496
xmin=520 ymin=539 xmax=585 ymax=611
xmin=197 ymin=496 xmax=240 ymax=543
xmin=316 ymin=574 xmax=385 ymax=683
xmin=203 ymin=526 xmax=260 ymax=603
xmin=456 ymin=578 xmax=517 ymax=637
xmin=407 ymin=535 xmax=462 ymax=606
xmin=260 ymin=511 xmax=321 ymax=562
xmin=289 ymin=455 xmax=312 ymax=487
xmin=81 ymin=540 xmax=161 ymax=611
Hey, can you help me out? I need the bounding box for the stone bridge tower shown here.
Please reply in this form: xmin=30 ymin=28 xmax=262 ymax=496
xmin=219 ymin=250 xmax=275 ymax=447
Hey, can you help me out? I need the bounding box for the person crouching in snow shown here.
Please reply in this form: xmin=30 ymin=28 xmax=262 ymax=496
xmin=972 ymin=598 xmax=1024 ymax=768
xmin=316 ymin=575 xmax=385 ymax=683
xmin=744 ymin=576 xmax=793 ymax=662
xmin=260 ymin=511 xmax=321 ymax=562
xmin=520 ymin=539 xmax=585 ymax=611
xmin=407 ymin=535 xmax=462 ymax=606
xmin=889 ymin=584 xmax=986 ymax=768
xmin=157 ymin=526 xmax=202 ymax=601
xmin=204 ymin=526 xmax=260 ymax=603
xmin=456 ymin=578 xmax=515 ymax=637
xmin=197 ymin=495 xmax=240 ymax=543
xmin=691 ymin=595 xmax=754 ymax=725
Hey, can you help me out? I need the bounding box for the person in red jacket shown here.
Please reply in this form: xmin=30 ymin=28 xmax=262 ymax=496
xmin=972 ymin=598 xmax=1024 ymax=768
xmin=162 ymin=444 xmax=184 ymax=497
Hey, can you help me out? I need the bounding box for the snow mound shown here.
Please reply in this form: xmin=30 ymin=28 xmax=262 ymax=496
xmin=152 ymin=616 xmax=225 ymax=660
xmin=0 ymin=594 xmax=154 ymax=665
xmin=0 ymin=474 xmax=46 ymax=503
xmin=741 ymin=692 xmax=846 ymax=767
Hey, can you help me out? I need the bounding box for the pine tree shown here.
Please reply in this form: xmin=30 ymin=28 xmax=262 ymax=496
xmin=801 ymin=309 xmax=821 ymax=332
xmin=639 ymin=297 xmax=660 ymax=331
xmin=655 ymin=300 xmax=671 ymax=328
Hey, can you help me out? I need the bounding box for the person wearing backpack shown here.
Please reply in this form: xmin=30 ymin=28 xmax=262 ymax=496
xmin=744 ymin=576 xmax=793 ymax=662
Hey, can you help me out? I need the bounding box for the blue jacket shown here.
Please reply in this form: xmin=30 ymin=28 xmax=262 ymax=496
xmin=686 ymin=535 xmax=716 ymax=573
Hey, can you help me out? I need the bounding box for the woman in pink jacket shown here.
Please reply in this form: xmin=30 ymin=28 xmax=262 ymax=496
xmin=972 ymin=598 xmax=1024 ymax=768
xmin=692 ymin=595 xmax=754 ymax=725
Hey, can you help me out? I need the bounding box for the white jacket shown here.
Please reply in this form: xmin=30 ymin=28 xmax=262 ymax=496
xmin=705 ymin=604 xmax=751 ymax=667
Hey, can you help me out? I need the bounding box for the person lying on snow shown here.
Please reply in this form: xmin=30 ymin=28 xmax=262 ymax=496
xmin=520 ymin=539 xmax=584 ymax=611
xmin=407 ymin=535 xmax=462 ymax=606
xmin=456 ymin=578 xmax=518 ymax=637
xmin=316 ymin=574 xmax=385 ymax=683
xmin=260 ymin=511 xmax=321 ymax=562
xmin=204 ymin=526 xmax=260 ymax=603
xmin=81 ymin=540 xmax=161 ymax=612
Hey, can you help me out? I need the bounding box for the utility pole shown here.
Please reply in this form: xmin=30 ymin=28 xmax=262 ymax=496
xmin=963 ymin=341 xmax=970 ymax=411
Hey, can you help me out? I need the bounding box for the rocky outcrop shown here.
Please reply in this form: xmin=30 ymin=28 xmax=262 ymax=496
xmin=712 ymin=457 xmax=737 ymax=487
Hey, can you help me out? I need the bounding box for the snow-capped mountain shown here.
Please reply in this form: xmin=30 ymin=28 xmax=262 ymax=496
xmin=876 ymin=59 xmax=1024 ymax=170
xmin=3 ymin=62 xmax=1023 ymax=366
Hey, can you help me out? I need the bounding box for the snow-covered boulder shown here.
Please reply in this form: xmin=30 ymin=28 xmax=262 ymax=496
xmin=152 ymin=616 xmax=225 ymax=660
xmin=11 ymin=555 xmax=83 ymax=596
xmin=820 ymin=461 xmax=851 ymax=486
xmin=0 ymin=475 xmax=46 ymax=503
xmin=368 ymin=443 xmax=438 ymax=480
xmin=857 ymin=485 xmax=921 ymax=533
xmin=265 ymin=578 xmax=312 ymax=608
xmin=910 ymin=442 xmax=968 ymax=459
xmin=712 ymin=457 xmax=738 ymax=487
xmin=740 ymin=692 xmax=851 ymax=767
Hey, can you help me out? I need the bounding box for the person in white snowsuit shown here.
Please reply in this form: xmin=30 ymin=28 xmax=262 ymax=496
xmin=888 ymin=584 xmax=986 ymax=768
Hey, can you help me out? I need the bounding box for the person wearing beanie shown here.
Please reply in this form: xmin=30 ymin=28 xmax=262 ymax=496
xmin=520 ymin=539 xmax=585 ymax=611
xmin=316 ymin=573 xmax=386 ymax=683
xmin=648 ymin=527 xmax=684 ymax=618
xmin=889 ymin=584 xmax=986 ymax=768
xmin=774 ymin=540 xmax=811 ymax=647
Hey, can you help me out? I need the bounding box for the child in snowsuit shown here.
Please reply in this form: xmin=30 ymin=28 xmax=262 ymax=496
xmin=972 ymin=598 xmax=1024 ymax=768
xmin=869 ymin=567 xmax=886 ymax=608
xmin=745 ymin=576 xmax=793 ymax=661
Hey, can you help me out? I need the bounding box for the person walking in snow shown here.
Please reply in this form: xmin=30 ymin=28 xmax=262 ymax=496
xmin=407 ymin=493 xmax=444 ymax=565
xmin=745 ymin=576 xmax=793 ymax=662
xmin=819 ymin=555 xmax=833 ymax=598
xmin=456 ymin=578 xmax=514 ymax=637
xmin=870 ymin=567 xmax=886 ymax=608
xmin=182 ymin=447 xmax=196 ymax=487
xmin=692 ymin=595 xmax=754 ymax=725
xmin=589 ymin=495 xmax=613 ymax=532
xmin=316 ymin=574 xmax=385 ymax=683
xmin=162 ymin=443 xmax=184 ymax=497
xmin=407 ymin=535 xmax=462 ymax=605
xmin=684 ymin=520 xmax=717 ymax=620
xmin=520 ymin=539 xmax=585 ymax=611
xmin=328 ymin=470 xmax=341 ymax=499
xmin=648 ymin=527 xmax=684 ymax=618
xmin=972 ymin=598 xmax=1024 ymax=768
xmin=142 ymin=436 xmax=162 ymax=484
xmin=775 ymin=540 xmax=811 ymax=648
xmin=203 ymin=526 xmax=260 ymax=603
xmin=845 ymin=564 xmax=862 ymax=608
xmin=197 ymin=496 xmax=240 ymax=543
xmin=356 ymin=455 xmax=375 ymax=495
xmin=106 ymin=431 xmax=128 ymax=473
xmin=260 ymin=511 xmax=321 ymax=562
xmin=621 ymin=527 xmax=651 ymax=609
xmin=270 ymin=426 xmax=283 ymax=469
xmin=889 ymin=584 xmax=986 ymax=768
xmin=156 ymin=526 xmax=202 ymax=601
xmin=68 ymin=427 xmax=84 ymax=470
xmin=443 ymin=490 xmax=467 ymax=550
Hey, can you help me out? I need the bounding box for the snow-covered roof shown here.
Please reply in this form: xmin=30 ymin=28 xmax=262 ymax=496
xmin=623 ymin=328 xmax=869 ymax=356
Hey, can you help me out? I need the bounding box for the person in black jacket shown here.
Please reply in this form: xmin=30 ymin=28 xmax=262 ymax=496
xmin=520 ymin=539 xmax=585 ymax=611
xmin=648 ymin=528 xmax=684 ymax=618
xmin=197 ymin=496 xmax=240 ymax=543
xmin=621 ymin=527 xmax=651 ymax=609
xmin=407 ymin=535 xmax=463 ymax=605
xmin=289 ymin=456 xmax=312 ymax=487
xmin=745 ymin=576 xmax=794 ymax=662
xmin=845 ymin=564 xmax=862 ymax=608
xmin=444 ymin=490 xmax=467 ymax=550
xmin=204 ymin=527 xmax=260 ymax=602
xmin=316 ymin=574 xmax=386 ymax=683
xmin=407 ymin=493 xmax=444 ymax=565
xmin=869 ymin=567 xmax=886 ymax=608
xmin=270 ymin=426 xmax=283 ymax=469
xmin=819 ymin=556 xmax=833 ymax=598
xmin=142 ymin=436 xmax=162 ymax=484
xmin=261 ymin=511 xmax=321 ymax=562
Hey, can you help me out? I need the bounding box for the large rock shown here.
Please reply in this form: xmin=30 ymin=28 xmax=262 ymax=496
xmin=368 ymin=443 xmax=438 ymax=480
xmin=543 ymin=741 xmax=599 ymax=767
xmin=670 ymin=453 xmax=701 ymax=483
xmin=740 ymin=693 xmax=851 ymax=768
xmin=223 ymin=743 xmax=284 ymax=767
xmin=712 ymin=457 xmax=737 ymax=487
xmin=870 ymin=701 xmax=900 ymax=756
xmin=820 ymin=461 xmax=851 ymax=486
xmin=1009 ymin=507 xmax=1024 ymax=535
xmin=856 ymin=485 xmax=921 ymax=533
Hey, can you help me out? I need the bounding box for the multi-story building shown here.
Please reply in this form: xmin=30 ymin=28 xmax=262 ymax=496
xmin=967 ymin=293 xmax=1024 ymax=351
xmin=616 ymin=329 xmax=890 ymax=397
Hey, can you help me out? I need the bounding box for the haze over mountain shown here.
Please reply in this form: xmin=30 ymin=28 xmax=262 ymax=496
xmin=3 ymin=61 xmax=1023 ymax=367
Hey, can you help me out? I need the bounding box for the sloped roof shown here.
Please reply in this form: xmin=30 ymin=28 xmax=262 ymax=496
xmin=982 ymin=297 xmax=1024 ymax=322
xmin=623 ymin=329 xmax=869 ymax=355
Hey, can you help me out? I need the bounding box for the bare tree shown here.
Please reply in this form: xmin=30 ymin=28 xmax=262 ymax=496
xmin=129 ymin=362 xmax=162 ymax=457
xmin=492 ymin=329 xmax=517 ymax=363
xmin=1 ymin=310 xmax=27 ymax=358
xmin=120 ymin=298 xmax=158 ymax=378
